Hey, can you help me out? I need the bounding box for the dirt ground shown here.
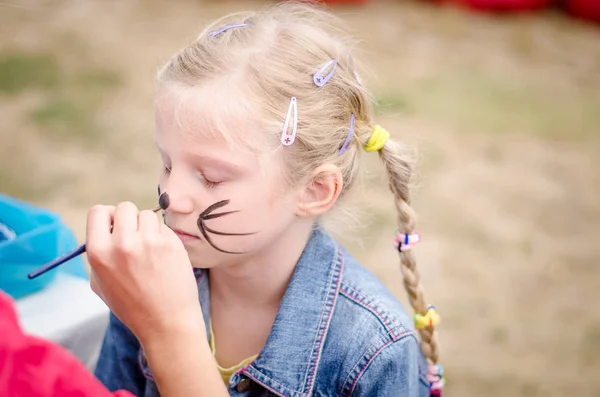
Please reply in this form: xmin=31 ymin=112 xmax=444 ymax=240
xmin=1 ymin=0 xmax=599 ymax=396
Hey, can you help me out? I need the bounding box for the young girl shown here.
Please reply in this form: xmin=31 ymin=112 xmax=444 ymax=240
xmin=88 ymin=2 xmax=443 ymax=396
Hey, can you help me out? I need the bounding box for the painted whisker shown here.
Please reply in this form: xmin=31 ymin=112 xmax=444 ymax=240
xmin=198 ymin=220 xmax=246 ymax=254
xmin=202 ymin=211 xmax=239 ymax=220
xmin=197 ymin=198 xmax=257 ymax=254
xmin=199 ymin=199 xmax=230 ymax=217
xmin=202 ymin=224 xmax=255 ymax=236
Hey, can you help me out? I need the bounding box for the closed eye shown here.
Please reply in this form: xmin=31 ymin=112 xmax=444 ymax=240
xmin=161 ymin=163 xmax=221 ymax=188
xmin=202 ymin=175 xmax=221 ymax=189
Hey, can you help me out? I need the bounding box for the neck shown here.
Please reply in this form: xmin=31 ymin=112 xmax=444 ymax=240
xmin=208 ymin=219 xmax=315 ymax=309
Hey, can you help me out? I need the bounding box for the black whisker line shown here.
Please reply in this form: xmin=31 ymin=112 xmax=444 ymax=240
xmin=196 ymin=199 xmax=261 ymax=254
xmin=201 ymin=210 xmax=239 ymax=220
xmin=198 ymin=220 xmax=210 ymax=244
xmin=203 ymin=224 xmax=256 ymax=236
xmin=199 ymin=200 xmax=230 ymax=218
xmin=198 ymin=219 xmax=244 ymax=254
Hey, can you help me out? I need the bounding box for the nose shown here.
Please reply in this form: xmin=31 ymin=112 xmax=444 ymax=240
xmin=158 ymin=171 xmax=195 ymax=215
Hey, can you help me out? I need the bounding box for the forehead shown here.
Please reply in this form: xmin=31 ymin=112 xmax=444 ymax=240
xmin=154 ymin=83 xmax=271 ymax=161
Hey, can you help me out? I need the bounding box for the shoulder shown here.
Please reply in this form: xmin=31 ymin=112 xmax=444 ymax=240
xmin=333 ymin=240 xmax=416 ymax=345
xmin=339 ymin=244 xmax=413 ymax=336
xmin=317 ymin=239 xmax=430 ymax=396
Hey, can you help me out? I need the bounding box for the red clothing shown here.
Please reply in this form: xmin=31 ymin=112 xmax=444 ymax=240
xmin=433 ymin=0 xmax=554 ymax=11
xmin=0 ymin=290 xmax=135 ymax=397
xmin=566 ymin=0 xmax=600 ymax=22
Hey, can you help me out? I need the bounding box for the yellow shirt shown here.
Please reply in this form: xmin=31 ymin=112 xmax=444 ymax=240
xmin=209 ymin=323 xmax=258 ymax=385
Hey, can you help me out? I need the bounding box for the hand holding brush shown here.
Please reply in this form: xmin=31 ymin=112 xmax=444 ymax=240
xmin=28 ymin=204 xmax=162 ymax=280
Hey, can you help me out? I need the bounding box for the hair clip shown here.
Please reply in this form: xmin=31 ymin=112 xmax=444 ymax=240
xmin=208 ymin=22 xmax=248 ymax=38
xmin=393 ymin=231 xmax=421 ymax=252
xmin=313 ymin=59 xmax=337 ymax=87
xmin=338 ymin=113 xmax=355 ymax=154
xmin=280 ymin=97 xmax=298 ymax=146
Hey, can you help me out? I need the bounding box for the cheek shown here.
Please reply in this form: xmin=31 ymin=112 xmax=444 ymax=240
xmin=245 ymin=196 xmax=295 ymax=227
xmin=194 ymin=181 xmax=296 ymax=255
xmin=223 ymin=188 xmax=294 ymax=232
xmin=242 ymin=174 xmax=297 ymax=222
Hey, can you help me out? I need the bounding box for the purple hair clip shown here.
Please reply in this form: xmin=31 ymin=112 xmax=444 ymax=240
xmin=209 ymin=22 xmax=248 ymax=38
xmin=313 ymin=59 xmax=337 ymax=87
xmin=339 ymin=113 xmax=355 ymax=154
xmin=280 ymin=97 xmax=298 ymax=146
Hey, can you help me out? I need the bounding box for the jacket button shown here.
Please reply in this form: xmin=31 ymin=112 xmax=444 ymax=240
xmin=236 ymin=378 xmax=251 ymax=392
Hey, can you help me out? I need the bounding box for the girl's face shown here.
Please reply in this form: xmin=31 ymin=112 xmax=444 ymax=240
xmin=154 ymin=84 xmax=299 ymax=269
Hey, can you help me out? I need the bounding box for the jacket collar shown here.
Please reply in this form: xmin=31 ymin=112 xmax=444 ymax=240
xmin=197 ymin=225 xmax=344 ymax=397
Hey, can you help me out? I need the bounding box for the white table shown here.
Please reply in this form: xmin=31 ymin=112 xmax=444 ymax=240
xmin=15 ymin=273 xmax=110 ymax=371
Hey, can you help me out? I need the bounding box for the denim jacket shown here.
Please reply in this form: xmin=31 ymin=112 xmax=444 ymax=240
xmin=94 ymin=225 xmax=431 ymax=397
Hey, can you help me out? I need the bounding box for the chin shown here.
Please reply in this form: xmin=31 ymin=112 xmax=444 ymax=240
xmin=191 ymin=264 xmax=210 ymax=270
xmin=190 ymin=261 xmax=218 ymax=269
xmin=187 ymin=253 xmax=215 ymax=269
xmin=187 ymin=250 xmax=226 ymax=269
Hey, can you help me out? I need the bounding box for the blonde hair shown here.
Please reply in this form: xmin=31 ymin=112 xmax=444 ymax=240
xmin=157 ymin=0 xmax=439 ymax=368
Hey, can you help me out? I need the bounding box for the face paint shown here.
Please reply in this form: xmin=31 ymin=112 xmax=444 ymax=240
xmin=157 ymin=185 xmax=167 ymax=222
xmin=197 ymin=199 xmax=256 ymax=254
xmin=159 ymin=193 xmax=170 ymax=210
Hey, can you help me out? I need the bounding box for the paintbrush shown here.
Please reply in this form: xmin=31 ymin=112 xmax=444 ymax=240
xmin=27 ymin=206 xmax=162 ymax=280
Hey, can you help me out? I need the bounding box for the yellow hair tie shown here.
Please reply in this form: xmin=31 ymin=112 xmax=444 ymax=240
xmin=413 ymin=305 xmax=440 ymax=329
xmin=364 ymin=125 xmax=390 ymax=152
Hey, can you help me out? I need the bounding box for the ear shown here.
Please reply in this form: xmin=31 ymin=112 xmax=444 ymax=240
xmin=296 ymin=164 xmax=343 ymax=217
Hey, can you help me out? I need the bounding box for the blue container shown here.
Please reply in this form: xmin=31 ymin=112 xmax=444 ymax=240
xmin=0 ymin=194 xmax=88 ymax=299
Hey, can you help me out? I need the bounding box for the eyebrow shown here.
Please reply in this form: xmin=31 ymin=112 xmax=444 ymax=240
xmin=190 ymin=154 xmax=244 ymax=172
xmin=154 ymin=140 xmax=244 ymax=172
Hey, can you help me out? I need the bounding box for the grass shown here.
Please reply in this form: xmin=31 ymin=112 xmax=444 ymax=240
xmin=0 ymin=48 xmax=123 ymax=200
xmin=377 ymin=69 xmax=600 ymax=141
xmin=28 ymin=98 xmax=99 ymax=143
xmin=0 ymin=47 xmax=123 ymax=145
xmin=0 ymin=52 xmax=62 ymax=94
xmin=0 ymin=141 xmax=58 ymax=201
xmin=75 ymin=69 xmax=122 ymax=90
xmin=9 ymin=56 xmax=123 ymax=145
xmin=29 ymin=99 xmax=86 ymax=124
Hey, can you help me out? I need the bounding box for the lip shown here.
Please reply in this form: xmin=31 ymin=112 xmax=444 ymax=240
xmin=171 ymin=228 xmax=200 ymax=243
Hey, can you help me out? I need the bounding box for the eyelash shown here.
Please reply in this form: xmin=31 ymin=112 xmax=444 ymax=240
xmin=203 ymin=178 xmax=220 ymax=189
xmin=162 ymin=165 xmax=221 ymax=189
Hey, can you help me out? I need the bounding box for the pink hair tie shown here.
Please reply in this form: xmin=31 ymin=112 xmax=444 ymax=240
xmin=392 ymin=231 xmax=421 ymax=252
xmin=427 ymin=364 xmax=445 ymax=396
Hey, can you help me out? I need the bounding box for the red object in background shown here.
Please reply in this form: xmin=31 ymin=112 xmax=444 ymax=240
xmin=0 ymin=290 xmax=135 ymax=397
xmin=316 ymin=0 xmax=371 ymax=4
xmin=441 ymin=0 xmax=554 ymax=11
xmin=565 ymin=0 xmax=600 ymax=22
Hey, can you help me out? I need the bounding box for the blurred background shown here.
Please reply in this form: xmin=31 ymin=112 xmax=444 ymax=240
xmin=1 ymin=0 xmax=599 ymax=396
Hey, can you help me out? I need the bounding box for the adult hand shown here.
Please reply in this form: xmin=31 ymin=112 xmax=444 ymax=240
xmin=86 ymin=201 xmax=204 ymax=345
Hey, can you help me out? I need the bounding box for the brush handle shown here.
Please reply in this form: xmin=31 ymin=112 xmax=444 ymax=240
xmin=28 ymin=243 xmax=87 ymax=279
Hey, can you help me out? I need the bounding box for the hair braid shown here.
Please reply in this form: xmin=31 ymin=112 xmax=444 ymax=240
xmin=378 ymin=138 xmax=440 ymax=366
